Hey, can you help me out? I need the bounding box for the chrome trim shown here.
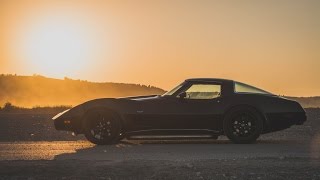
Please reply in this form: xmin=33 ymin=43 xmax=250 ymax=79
xmin=127 ymin=129 xmax=221 ymax=133
xmin=128 ymin=135 xmax=214 ymax=139
xmin=52 ymin=109 xmax=70 ymax=120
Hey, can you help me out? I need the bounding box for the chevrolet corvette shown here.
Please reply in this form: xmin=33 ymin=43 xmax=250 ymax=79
xmin=53 ymin=78 xmax=306 ymax=144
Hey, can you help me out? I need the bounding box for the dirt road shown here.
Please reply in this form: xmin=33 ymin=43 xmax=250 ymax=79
xmin=0 ymin=140 xmax=319 ymax=161
xmin=1 ymin=140 xmax=320 ymax=179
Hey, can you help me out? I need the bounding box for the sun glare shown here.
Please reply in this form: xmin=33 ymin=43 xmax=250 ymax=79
xmin=17 ymin=14 xmax=95 ymax=78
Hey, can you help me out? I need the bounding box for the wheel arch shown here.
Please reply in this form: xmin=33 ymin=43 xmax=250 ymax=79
xmin=223 ymin=104 xmax=269 ymax=133
xmin=79 ymin=106 xmax=125 ymax=134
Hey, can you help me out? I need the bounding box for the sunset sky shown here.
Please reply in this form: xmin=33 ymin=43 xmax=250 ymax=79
xmin=0 ymin=0 xmax=319 ymax=96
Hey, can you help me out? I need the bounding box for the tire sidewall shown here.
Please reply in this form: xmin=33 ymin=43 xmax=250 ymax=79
xmin=83 ymin=108 xmax=121 ymax=145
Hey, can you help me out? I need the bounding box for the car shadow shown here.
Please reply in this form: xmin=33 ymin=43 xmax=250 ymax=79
xmin=53 ymin=138 xmax=310 ymax=161
xmin=124 ymin=138 xmax=300 ymax=144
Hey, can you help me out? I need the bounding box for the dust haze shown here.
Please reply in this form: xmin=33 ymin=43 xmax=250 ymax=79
xmin=0 ymin=74 xmax=165 ymax=107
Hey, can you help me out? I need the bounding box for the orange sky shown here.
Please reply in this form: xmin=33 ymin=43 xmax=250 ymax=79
xmin=0 ymin=0 xmax=319 ymax=96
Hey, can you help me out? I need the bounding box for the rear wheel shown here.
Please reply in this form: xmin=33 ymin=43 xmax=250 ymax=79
xmin=223 ymin=107 xmax=263 ymax=144
xmin=83 ymin=109 xmax=121 ymax=145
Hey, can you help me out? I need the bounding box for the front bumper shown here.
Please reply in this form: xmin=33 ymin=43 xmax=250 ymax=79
xmin=52 ymin=109 xmax=74 ymax=131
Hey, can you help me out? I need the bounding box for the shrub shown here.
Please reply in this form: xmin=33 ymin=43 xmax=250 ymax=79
xmin=3 ymin=102 xmax=14 ymax=112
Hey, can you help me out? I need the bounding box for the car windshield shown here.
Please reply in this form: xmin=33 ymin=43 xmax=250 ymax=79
xmin=162 ymin=83 xmax=183 ymax=96
xmin=234 ymin=81 xmax=273 ymax=95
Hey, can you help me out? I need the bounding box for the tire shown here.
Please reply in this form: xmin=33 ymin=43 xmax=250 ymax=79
xmin=223 ymin=107 xmax=263 ymax=144
xmin=83 ymin=108 xmax=121 ymax=145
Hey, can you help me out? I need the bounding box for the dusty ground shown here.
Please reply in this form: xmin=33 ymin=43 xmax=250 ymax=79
xmin=0 ymin=108 xmax=319 ymax=179
xmin=0 ymin=140 xmax=320 ymax=179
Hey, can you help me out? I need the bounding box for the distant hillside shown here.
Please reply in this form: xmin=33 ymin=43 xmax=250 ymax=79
xmin=285 ymin=96 xmax=320 ymax=108
xmin=0 ymin=74 xmax=165 ymax=107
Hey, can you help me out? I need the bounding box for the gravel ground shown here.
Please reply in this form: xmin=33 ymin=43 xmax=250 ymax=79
xmin=1 ymin=158 xmax=320 ymax=180
xmin=0 ymin=113 xmax=85 ymax=141
xmin=0 ymin=140 xmax=320 ymax=180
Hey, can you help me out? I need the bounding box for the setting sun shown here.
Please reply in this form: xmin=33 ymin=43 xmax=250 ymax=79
xmin=0 ymin=0 xmax=319 ymax=96
xmin=18 ymin=15 xmax=94 ymax=77
xmin=1 ymin=1 xmax=108 ymax=79
xmin=14 ymin=9 xmax=97 ymax=77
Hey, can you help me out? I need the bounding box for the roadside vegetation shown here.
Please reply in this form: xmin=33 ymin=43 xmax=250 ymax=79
xmin=0 ymin=102 xmax=71 ymax=114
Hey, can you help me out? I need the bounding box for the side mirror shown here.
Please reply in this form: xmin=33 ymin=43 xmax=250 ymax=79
xmin=178 ymin=92 xmax=187 ymax=99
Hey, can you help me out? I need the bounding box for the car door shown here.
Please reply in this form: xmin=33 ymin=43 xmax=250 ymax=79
xmin=135 ymin=82 xmax=223 ymax=131
xmin=175 ymin=82 xmax=223 ymax=130
xmin=135 ymin=96 xmax=187 ymax=129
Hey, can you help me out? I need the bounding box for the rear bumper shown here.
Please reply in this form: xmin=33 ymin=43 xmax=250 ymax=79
xmin=266 ymin=112 xmax=307 ymax=132
xmin=294 ymin=112 xmax=307 ymax=125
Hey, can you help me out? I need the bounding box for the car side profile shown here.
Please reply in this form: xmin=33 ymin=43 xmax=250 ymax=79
xmin=53 ymin=78 xmax=306 ymax=144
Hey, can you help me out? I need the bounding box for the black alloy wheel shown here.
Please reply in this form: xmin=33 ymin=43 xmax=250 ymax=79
xmin=231 ymin=112 xmax=256 ymax=137
xmin=223 ymin=107 xmax=263 ymax=144
xmin=83 ymin=109 xmax=121 ymax=145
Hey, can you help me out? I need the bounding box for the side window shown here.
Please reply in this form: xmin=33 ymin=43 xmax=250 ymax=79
xmin=184 ymin=84 xmax=221 ymax=99
xmin=234 ymin=82 xmax=272 ymax=95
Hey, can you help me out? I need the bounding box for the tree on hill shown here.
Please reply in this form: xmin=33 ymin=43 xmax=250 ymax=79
xmin=3 ymin=102 xmax=14 ymax=112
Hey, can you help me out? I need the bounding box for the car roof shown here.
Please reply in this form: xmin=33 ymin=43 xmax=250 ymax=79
xmin=185 ymin=78 xmax=234 ymax=83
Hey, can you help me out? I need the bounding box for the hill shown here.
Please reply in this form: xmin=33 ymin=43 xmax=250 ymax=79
xmin=0 ymin=74 xmax=165 ymax=107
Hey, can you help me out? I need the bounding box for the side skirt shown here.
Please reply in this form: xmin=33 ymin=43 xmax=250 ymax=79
xmin=125 ymin=129 xmax=222 ymax=140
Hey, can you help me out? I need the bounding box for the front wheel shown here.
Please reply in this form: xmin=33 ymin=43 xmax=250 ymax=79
xmin=223 ymin=107 xmax=263 ymax=144
xmin=83 ymin=109 xmax=121 ymax=145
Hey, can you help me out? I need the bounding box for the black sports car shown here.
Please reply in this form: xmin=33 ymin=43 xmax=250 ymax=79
xmin=53 ymin=78 xmax=306 ymax=144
